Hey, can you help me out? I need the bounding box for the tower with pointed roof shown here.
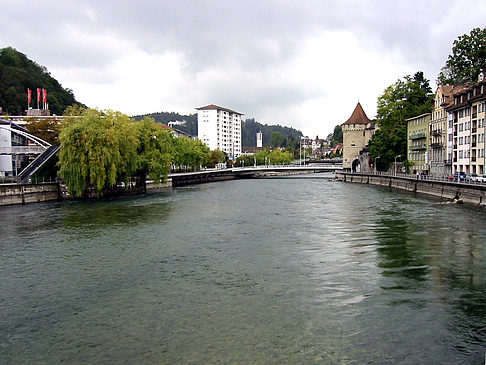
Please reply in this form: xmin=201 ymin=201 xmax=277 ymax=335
xmin=341 ymin=102 xmax=375 ymax=171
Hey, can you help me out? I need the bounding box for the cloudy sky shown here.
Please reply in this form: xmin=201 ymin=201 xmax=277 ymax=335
xmin=1 ymin=1 xmax=484 ymax=137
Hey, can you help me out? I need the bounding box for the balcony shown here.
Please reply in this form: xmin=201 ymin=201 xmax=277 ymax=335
xmin=472 ymin=157 xmax=477 ymax=162
xmin=444 ymin=159 xmax=452 ymax=165
xmin=430 ymin=142 xmax=443 ymax=149
xmin=453 ymin=131 xmax=458 ymax=136
xmin=431 ymin=129 xmax=442 ymax=137
xmin=453 ymin=157 xmax=458 ymax=162
xmin=472 ymin=142 xmax=477 ymax=147
xmin=410 ymin=144 xmax=427 ymax=150
xmin=453 ymin=144 xmax=457 ymax=149
xmin=472 ymin=127 xmax=477 ymax=133
xmin=409 ymin=132 xmax=426 ymax=140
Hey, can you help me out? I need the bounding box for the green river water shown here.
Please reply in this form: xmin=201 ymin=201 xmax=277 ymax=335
xmin=1 ymin=175 xmax=485 ymax=364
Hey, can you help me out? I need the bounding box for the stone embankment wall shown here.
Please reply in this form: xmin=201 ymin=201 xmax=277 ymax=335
xmin=0 ymin=183 xmax=59 ymax=206
xmin=336 ymin=172 xmax=486 ymax=207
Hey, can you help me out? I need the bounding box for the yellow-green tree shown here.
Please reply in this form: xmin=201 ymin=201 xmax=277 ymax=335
xmin=135 ymin=117 xmax=173 ymax=183
xmin=58 ymin=109 xmax=138 ymax=197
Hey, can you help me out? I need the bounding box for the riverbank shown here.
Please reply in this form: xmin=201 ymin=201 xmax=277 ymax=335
xmin=336 ymin=172 xmax=486 ymax=207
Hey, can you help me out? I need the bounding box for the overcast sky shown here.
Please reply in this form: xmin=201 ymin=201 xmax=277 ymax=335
xmin=1 ymin=1 xmax=485 ymax=137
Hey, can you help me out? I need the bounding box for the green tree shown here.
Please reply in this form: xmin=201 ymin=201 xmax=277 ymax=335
xmin=135 ymin=117 xmax=173 ymax=183
xmin=172 ymin=137 xmax=210 ymax=171
xmin=209 ymin=149 xmax=227 ymax=167
xmin=438 ymin=27 xmax=486 ymax=85
xmin=270 ymin=131 xmax=285 ymax=147
xmin=369 ymin=72 xmax=433 ymax=170
xmin=58 ymin=109 xmax=138 ymax=197
xmin=268 ymin=149 xmax=293 ymax=164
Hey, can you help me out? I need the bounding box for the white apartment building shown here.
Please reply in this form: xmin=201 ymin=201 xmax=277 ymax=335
xmin=446 ymin=73 xmax=486 ymax=174
xmin=197 ymin=104 xmax=243 ymax=158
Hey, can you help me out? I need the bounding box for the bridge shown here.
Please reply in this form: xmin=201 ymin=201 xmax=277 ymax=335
xmin=0 ymin=122 xmax=58 ymax=182
xmin=169 ymin=164 xmax=342 ymax=186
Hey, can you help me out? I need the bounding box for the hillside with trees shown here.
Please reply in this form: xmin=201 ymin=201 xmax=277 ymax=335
xmin=241 ymin=118 xmax=302 ymax=148
xmin=132 ymin=111 xmax=198 ymax=136
xmin=0 ymin=47 xmax=85 ymax=115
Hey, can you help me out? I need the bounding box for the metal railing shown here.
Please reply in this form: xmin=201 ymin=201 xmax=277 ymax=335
xmin=352 ymin=171 xmax=486 ymax=185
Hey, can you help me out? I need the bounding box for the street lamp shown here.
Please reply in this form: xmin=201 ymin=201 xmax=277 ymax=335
xmin=264 ymin=155 xmax=267 ymax=167
xmin=374 ymin=156 xmax=380 ymax=174
xmin=394 ymin=155 xmax=401 ymax=176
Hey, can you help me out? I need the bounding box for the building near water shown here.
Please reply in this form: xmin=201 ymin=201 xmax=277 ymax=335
xmin=341 ymin=102 xmax=375 ymax=171
xmin=407 ymin=113 xmax=431 ymax=174
xmin=197 ymin=104 xmax=243 ymax=158
xmin=445 ymin=73 xmax=486 ymax=175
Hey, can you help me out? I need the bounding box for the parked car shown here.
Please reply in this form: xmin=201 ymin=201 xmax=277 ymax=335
xmin=475 ymin=174 xmax=486 ymax=183
xmin=449 ymin=171 xmax=466 ymax=182
xmin=466 ymin=173 xmax=478 ymax=182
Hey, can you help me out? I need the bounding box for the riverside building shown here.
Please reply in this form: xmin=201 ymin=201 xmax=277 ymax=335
xmin=196 ymin=104 xmax=243 ymax=159
xmin=407 ymin=113 xmax=431 ymax=174
xmin=446 ymin=73 xmax=486 ymax=175
xmin=429 ymin=85 xmax=453 ymax=176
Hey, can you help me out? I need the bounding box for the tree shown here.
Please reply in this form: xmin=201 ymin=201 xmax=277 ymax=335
xmin=270 ymin=131 xmax=285 ymax=147
xmin=58 ymin=109 xmax=138 ymax=197
xmin=135 ymin=117 xmax=173 ymax=183
xmin=268 ymin=149 xmax=293 ymax=165
xmin=438 ymin=27 xmax=486 ymax=85
xmin=368 ymin=72 xmax=433 ymax=170
xmin=172 ymin=137 xmax=210 ymax=171
xmin=209 ymin=149 xmax=227 ymax=167
xmin=326 ymin=125 xmax=343 ymax=147
xmin=25 ymin=117 xmax=62 ymax=145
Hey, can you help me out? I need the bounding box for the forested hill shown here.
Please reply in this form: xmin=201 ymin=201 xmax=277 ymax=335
xmin=0 ymin=47 xmax=85 ymax=115
xmin=132 ymin=111 xmax=198 ymax=136
xmin=133 ymin=112 xmax=303 ymax=147
xmin=241 ymin=118 xmax=302 ymax=147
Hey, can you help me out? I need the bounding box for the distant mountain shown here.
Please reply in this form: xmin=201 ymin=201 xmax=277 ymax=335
xmin=242 ymin=118 xmax=303 ymax=147
xmin=0 ymin=47 xmax=85 ymax=115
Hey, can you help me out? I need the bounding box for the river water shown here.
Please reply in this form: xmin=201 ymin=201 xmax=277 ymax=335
xmin=1 ymin=175 xmax=485 ymax=364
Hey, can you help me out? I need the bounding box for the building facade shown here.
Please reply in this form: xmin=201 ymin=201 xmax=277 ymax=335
xmin=342 ymin=102 xmax=375 ymax=171
xmin=407 ymin=113 xmax=431 ymax=174
xmin=429 ymin=85 xmax=453 ymax=176
xmin=446 ymin=73 xmax=486 ymax=175
xmin=197 ymin=104 xmax=242 ymax=158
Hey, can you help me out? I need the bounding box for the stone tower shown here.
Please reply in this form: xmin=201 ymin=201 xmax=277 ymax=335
xmin=341 ymin=102 xmax=375 ymax=171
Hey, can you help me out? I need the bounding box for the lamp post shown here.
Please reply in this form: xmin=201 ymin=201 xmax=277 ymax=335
xmin=299 ymin=139 xmax=302 ymax=166
xmin=374 ymin=156 xmax=380 ymax=174
xmin=394 ymin=155 xmax=401 ymax=176
xmin=264 ymin=155 xmax=267 ymax=167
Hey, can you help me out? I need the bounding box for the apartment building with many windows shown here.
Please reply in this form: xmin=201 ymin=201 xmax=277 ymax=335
xmin=429 ymin=85 xmax=453 ymax=175
xmin=407 ymin=113 xmax=430 ymax=174
xmin=446 ymin=73 xmax=486 ymax=175
xmin=196 ymin=104 xmax=243 ymax=159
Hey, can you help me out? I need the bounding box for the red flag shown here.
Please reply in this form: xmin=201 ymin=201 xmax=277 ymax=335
xmin=43 ymin=89 xmax=47 ymax=103
xmin=28 ymin=89 xmax=32 ymax=104
xmin=37 ymin=88 xmax=41 ymax=103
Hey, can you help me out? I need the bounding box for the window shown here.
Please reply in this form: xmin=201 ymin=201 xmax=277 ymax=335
xmin=459 ymin=150 xmax=463 ymax=158
xmin=459 ymin=123 xmax=464 ymax=132
xmin=459 ymin=137 xmax=463 ymax=145
xmin=459 ymin=110 xmax=464 ymax=118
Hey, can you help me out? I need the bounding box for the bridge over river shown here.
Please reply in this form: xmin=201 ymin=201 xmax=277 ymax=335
xmin=168 ymin=164 xmax=342 ymax=187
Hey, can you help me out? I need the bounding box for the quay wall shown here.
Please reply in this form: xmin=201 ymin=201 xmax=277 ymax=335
xmin=336 ymin=172 xmax=486 ymax=207
xmin=0 ymin=183 xmax=59 ymax=206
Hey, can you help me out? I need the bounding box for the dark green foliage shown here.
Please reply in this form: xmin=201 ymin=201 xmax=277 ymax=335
xmin=438 ymin=27 xmax=486 ymax=85
xmin=369 ymin=71 xmax=433 ymax=170
xmin=270 ymin=131 xmax=285 ymax=147
xmin=327 ymin=125 xmax=342 ymax=147
xmin=132 ymin=111 xmax=197 ymax=136
xmin=241 ymin=118 xmax=302 ymax=147
xmin=0 ymin=47 xmax=85 ymax=115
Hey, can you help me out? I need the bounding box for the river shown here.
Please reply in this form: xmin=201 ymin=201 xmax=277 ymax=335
xmin=1 ymin=175 xmax=485 ymax=364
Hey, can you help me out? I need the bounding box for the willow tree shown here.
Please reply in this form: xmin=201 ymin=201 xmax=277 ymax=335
xmin=172 ymin=137 xmax=210 ymax=171
xmin=135 ymin=117 xmax=173 ymax=183
xmin=58 ymin=109 xmax=138 ymax=197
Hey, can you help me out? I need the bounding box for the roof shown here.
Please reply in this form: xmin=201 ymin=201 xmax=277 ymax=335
xmin=342 ymin=102 xmax=372 ymax=125
xmin=196 ymin=104 xmax=244 ymax=115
